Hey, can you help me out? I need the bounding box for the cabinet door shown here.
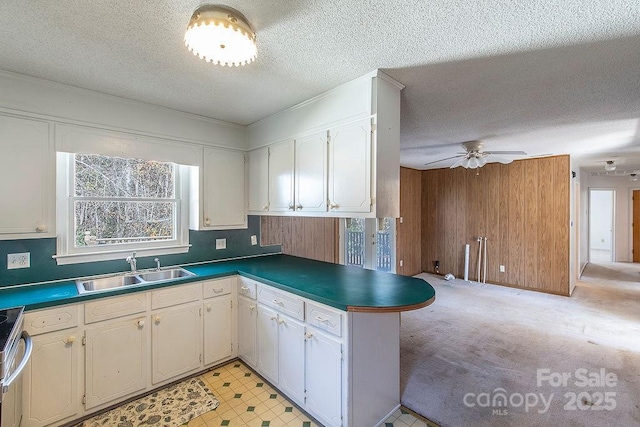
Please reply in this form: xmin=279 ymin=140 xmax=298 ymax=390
xmin=203 ymin=294 xmax=232 ymax=366
xmin=305 ymin=329 xmax=343 ymax=427
xmin=278 ymin=314 xmax=305 ymax=405
xmin=203 ymin=147 xmax=246 ymax=228
xmin=268 ymin=140 xmax=295 ymax=212
xmin=22 ymin=330 xmax=80 ymax=427
xmin=328 ymin=119 xmax=372 ymax=213
xmin=238 ymin=296 xmax=257 ymax=367
xmin=256 ymin=305 xmax=279 ymax=385
xmin=248 ymin=147 xmax=269 ymax=213
xmin=85 ymin=316 xmax=149 ymax=409
xmin=295 ymin=131 xmax=328 ymax=212
xmin=0 ymin=114 xmax=53 ymax=236
xmin=152 ymin=302 xmax=202 ymax=384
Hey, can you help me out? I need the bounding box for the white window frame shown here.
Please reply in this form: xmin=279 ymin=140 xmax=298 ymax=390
xmin=54 ymin=153 xmax=191 ymax=265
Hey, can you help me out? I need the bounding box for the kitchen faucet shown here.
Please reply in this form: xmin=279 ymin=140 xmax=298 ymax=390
xmin=154 ymin=258 xmax=161 ymax=271
xmin=126 ymin=252 xmax=137 ymax=272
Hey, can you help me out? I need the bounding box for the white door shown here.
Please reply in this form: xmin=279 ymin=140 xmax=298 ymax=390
xmin=295 ymin=131 xmax=328 ymax=212
xmin=328 ymin=119 xmax=372 ymax=213
xmin=256 ymin=305 xmax=279 ymax=385
xmin=0 ymin=114 xmax=52 ymax=236
xmin=248 ymin=147 xmax=270 ymax=213
xmin=278 ymin=314 xmax=305 ymax=405
xmin=268 ymin=140 xmax=295 ymax=212
xmin=203 ymin=147 xmax=246 ymax=228
xmin=22 ymin=330 xmax=80 ymax=427
xmin=589 ymin=189 xmax=615 ymax=263
xmin=85 ymin=316 xmax=149 ymax=409
xmin=344 ymin=218 xmax=395 ymax=272
xmin=151 ymin=302 xmax=202 ymax=384
xmin=305 ymin=328 xmax=342 ymax=427
xmin=238 ymin=296 xmax=257 ymax=367
xmin=203 ymin=295 xmax=232 ymax=366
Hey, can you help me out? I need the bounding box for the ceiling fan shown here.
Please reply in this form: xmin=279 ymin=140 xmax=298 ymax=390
xmin=424 ymin=140 xmax=527 ymax=169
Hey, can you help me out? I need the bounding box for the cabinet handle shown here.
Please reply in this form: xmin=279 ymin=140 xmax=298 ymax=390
xmin=329 ymin=202 xmax=339 ymax=209
xmin=305 ymin=332 xmax=314 ymax=339
xmin=204 ymin=217 xmax=211 ymax=226
xmin=288 ymin=203 xmax=295 ymax=210
xmin=206 ymin=304 xmax=212 ymax=311
xmin=36 ymin=224 xmax=46 ymax=232
xmin=263 ymin=204 xmax=269 ymax=211
xmin=270 ymin=316 xmax=277 ymax=321
xmin=278 ymin=319 xmax=286 ymax=325
xmin=250 ymin=305 xmax=256 ymax=312
xmin=315 ymin=316 xmax=329 ymax=323
xmin=272 ymin=299 xmax=283 ymax=305
xmin=65 ymin=336 xmax=75 ymax=345
xmin=213 ymin=287 xmax=224 ymax=293
xmin=296 ymin=204 xmax=303 ymax=210
xmin=154 ymin=315 xmax=161 ymax=324
xmin=137 ymin=320 xmax=145 ymax=328
xmin=241 ymin=286 xmax=250 ymax=292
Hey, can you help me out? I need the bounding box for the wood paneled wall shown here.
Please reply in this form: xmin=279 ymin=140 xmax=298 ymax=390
xmin=421 ymin=155 xmax=570 ymax=295
xmin=260 ymin=217 xmax=339 ymax=263
xmin=396 ymin=167 xmax=422 ymax=276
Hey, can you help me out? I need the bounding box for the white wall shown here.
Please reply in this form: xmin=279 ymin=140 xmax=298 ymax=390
xmin=587 ymin=174 xmax=640 ymax=262
xmin=589 ymin=190 xmax=614 ymax=251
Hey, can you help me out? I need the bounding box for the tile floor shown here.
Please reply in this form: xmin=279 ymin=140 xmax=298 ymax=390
xmin=186 ymin=360 xmax=438 ymax=427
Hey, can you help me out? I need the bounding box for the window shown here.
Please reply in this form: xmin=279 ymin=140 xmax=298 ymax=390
xmin=55 ymin=153 xmax=190 ymax=264
xmin=342 ymin=218 xmax=395 ymax=272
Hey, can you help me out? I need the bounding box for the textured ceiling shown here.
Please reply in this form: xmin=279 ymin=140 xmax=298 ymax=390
xmin=0 ymin=1 xmax=639 ymax=172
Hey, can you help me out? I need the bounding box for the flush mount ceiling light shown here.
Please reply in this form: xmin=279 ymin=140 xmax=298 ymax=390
xmin=604 ymin=160 xmax=616 ymax=171
xmin=184 ymin=4 xmax=257 ymax=67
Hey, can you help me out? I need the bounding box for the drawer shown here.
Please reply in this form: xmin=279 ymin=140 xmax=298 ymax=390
xmin=24 ymin=305 xmax=79 ymax=335
xmin=237 ymin=277 xmax=257 ymax=300
xmin=306 ymin=302 xmax=343 ymax=337
xmin=152 ymin=283 xmax=201 ymax=310
xmin=257 ymin=285 xmax=304 ymax=321
xmin=85 ymin=293 xmax=147 ymax=324
xmin=203 ymin=277 xmax=234 ymax=299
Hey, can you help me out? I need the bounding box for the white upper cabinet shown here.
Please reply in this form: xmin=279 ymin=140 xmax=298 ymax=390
xmin=295 ymin=131 xmax=328 ymax=212
xmin=0 ymin=114 xmax=54 ymax=238
xmin=247 ymin=70 xmax=403 ymax=218
xmin=328 ymin=119 xmax=372 ymax=213
xmin=248 ymin=147 xmax=269 ymax=213
xmin=191 ymin=147 xmax=247 ymax=230
xmin=267 ymin=140 xmax=295 ymax=212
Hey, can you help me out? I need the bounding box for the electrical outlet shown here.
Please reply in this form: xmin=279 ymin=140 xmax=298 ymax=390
xmin=215 ymin=238 xmax=226 ymax=250
xmin=399 ymin=260 xmax=404 ymax=267
xmin=8 ymin=252 xmax=30 ymax=269
xmin=500 ymin=265 xmax=505 ymax=273
xmin=250 ymin=235 xmax=257 ymax=246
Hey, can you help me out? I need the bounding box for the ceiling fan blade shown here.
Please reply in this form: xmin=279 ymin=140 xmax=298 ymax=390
xmin=424 ymin=155 xmax=463 ymax=166
xmin=449 ymin=156 xmax=468 ymax=169
xmin=486 ymin=151 xmax=527 ymax=155
xmin=485 ymin=155 xmax=513 ymax=164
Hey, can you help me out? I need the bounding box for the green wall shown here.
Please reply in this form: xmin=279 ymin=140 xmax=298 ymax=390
xmin=0 ymin=216 xmax=280 ymax=287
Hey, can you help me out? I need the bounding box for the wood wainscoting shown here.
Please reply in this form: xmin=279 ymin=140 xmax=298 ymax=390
xmin=421 ymin=155 xmax=570 ymax=295
xmin=260 ymin=216 xmax=339 ymax=263
xmin=396 ymin=167 xmax=422 ymax=276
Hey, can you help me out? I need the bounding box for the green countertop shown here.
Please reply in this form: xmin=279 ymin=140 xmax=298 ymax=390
xmin=0 ymin=254 xmax=435 ymax=312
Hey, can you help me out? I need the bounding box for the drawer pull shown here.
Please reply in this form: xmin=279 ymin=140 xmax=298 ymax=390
xmin=270 ymin=316 xmax=277 ymax=321
xmin=65 ymin=336 xmax=75 ymax=345
xmin=272 ymin=299 xmax=283 ymax=305
xmin=213 ymin=288 xmax=224 ymax=293
xmin=315 ymin=316 xmax=329 ymax=323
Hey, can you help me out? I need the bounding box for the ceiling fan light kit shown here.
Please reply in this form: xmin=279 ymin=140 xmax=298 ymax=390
xmin=424 ymin=140 xmax=528 ymax=170
xmin=184 ymin=4 xmax=257 ymax=67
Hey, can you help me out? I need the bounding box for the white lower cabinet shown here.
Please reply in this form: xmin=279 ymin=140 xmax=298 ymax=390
xmin=277 ymin=313 xmax=305 ymax=405
xmin=256 ymin=305 xmax=279 ymax=384
xmin=203 ymin=294 xmax=233 ymax=366
xmin=151 ymin=302 xmax=202 ymax=384
xmin=84 ymin=315 xmax=149 ymax=410
xmin=237 ymin=295 xmax=257 ymax=367
xmin=22 ymin=329 xmax=81 ymax=427
xmin=305 ymin=328 xmax=343 ymax=427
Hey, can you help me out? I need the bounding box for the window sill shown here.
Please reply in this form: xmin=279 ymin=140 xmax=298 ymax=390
xmin=53 ymin=244 xmax=191 ymax=266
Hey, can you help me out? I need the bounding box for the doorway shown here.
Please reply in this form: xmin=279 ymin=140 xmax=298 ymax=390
xmin=633 ymin=190 xmax=640 ymax=262
xmin=589 ymin=189 xmax=615 ymax=263
xmin=341 ymin=218 xmax=395 ymax=272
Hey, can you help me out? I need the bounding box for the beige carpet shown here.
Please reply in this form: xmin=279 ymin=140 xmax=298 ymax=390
xmin=400 ymin=263 xmax=640 ymax=427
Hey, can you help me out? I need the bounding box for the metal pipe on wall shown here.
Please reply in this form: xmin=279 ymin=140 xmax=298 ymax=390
xmin=483 ymin=237 xmax=488 ymax=284
xmin=464 ymin=244 xmax=470 ymax=281
xmin=476 ymin=237 xmax=482 ymax=282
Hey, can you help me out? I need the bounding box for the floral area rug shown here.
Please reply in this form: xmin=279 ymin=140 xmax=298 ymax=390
xmin=76 ymin=378 xmax=220 ymax=427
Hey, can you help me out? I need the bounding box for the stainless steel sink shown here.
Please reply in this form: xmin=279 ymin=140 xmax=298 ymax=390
xmin=76 ymin=267 xmax=195 ymax=294
xmin=136 ymin=268 xmax=194 ymax=282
